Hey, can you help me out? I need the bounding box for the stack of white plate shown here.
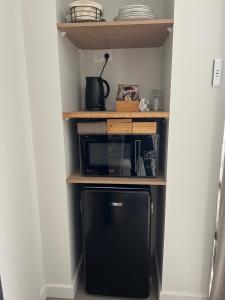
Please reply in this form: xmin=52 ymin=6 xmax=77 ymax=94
xmin=115 ymin=4 xmax=156 ymax=21
xmin=68 ymin=0 xmax=104 ymax=22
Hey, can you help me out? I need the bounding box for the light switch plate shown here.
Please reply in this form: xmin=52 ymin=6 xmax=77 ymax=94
xmin=212 ymin=58 xmax=223 ymax=87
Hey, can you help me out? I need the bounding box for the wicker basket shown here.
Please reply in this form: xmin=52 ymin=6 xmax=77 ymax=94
xmin=68 ymin=1 xmax=104 ymax=22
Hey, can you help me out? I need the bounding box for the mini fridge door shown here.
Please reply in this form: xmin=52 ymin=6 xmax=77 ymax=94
xmin=81 ymin=187 xmax=151 ymax=298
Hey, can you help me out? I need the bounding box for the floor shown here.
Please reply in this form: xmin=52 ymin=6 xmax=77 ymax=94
xmin=47 ymin=267 xmax=158 ymax=300
xmin=47 ymin=284 xmax=157 ymax=300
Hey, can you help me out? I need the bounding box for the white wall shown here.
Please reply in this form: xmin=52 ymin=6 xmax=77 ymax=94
xmin=56 ymin=0 xmax=83 ymax=284
xmin=0 ymin=1 xmax=43 ymax=300
xmin=161 ymin=0 xmax=225 ymax=299
xmin=20 ymin=0 xmax=79 ymax=298
xmin=80 ymin=48 xmax=162 ymax=110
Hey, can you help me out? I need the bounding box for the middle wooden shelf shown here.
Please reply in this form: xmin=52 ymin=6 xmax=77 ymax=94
xmin=63 ymin=111 xmax=170 ymax=120
xmin=67 ymin=171 xmax=166 ymax=186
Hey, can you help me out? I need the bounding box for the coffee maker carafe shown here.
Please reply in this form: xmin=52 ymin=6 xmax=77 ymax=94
xmin=85 ymin=77 xmax=110 ymax=111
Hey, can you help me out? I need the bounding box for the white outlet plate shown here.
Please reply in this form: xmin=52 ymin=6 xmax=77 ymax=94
xmin=93 ymin=50 xmax=112 ymax=63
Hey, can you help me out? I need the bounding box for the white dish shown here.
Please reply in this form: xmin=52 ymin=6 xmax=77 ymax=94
xmin=115 ymin=15 xmax=156 ymax=21
xmin=119 ymin=4 xmax=152 ymax=9
xmin=122 ymin=15 xmax=155 ymax=19
xmin=74 ymin=6 xmax=101 ymax=11
xmin=69 ymin=0 xmax=103 ymax=11
xmin=120 ymin=7 xmax=152 ymax=11
xmin=119 ymin=11 xmax=153 ymax=15
xmin=119 ymin=14 xmax=155 ymax=18
xmin=119 ymin=12 xmax=153 ymax=16
xmin=75 ymin=15 xmax=99 ymax=20
xmin=119 ymin=15 xmax=155 ymax=19
xmin=119 ymin=10 xmax=153 ymax=16
xmin=74 ymin=10 xmax=101 ymax=17
xmin=120 ymin=7 xmax=152 ymax=12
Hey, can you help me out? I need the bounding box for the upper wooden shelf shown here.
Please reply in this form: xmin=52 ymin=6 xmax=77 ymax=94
xmin=63 ymin=111 xmax=169 ymax=119
xmin=57 ymin=19 xmax=173 ymax=49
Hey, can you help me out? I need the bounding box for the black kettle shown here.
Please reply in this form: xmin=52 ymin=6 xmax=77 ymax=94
xmin=85 ymin=77 xmax=110 ymax=111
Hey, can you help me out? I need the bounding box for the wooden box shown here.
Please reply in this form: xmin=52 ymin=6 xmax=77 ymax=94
xmin=116 ymin=100 xmax=139 ymax=112
xmin=132 ymin=122 xmax=157 ymax=134
xmin=77 ymin=122 xmax=106 ymax=134
xmin=107 ymin=119 xmax=132 ymax=134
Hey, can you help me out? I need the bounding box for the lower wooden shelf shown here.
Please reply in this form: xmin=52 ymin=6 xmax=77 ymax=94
xmin=67 ymin=172 xmax=166 ymax=186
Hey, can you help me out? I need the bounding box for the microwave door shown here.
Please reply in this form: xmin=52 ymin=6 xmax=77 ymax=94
xmin=108 ymin=136 xmax=133 ymax=177
xmin=139 ymin=135 xmax=159 ymax=177
xmin=80 ymin=135 xmax=110 ymax=175
xmin=80 ymin=134 xmax=159 ymax=177
xmin=134 ymin=138 xmax=149 ymax=177
xmin=80 ymin=135 xmax=134 ymax=177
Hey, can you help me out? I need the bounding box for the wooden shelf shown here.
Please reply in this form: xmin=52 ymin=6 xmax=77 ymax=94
xmin=57 ymin=19 xmax=173 ymax=49
xmin=67 ymin=172 xmax=166 ymax=186
xmin=63 ymin=111 xmax=169 ymax=119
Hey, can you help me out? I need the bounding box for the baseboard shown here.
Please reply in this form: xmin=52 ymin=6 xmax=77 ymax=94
xmin=40 ymin=286 xmax=47 ymax=300
xmin=40 ymin=255 xmax=83 ymax=300
xmin=160 ymin=291 xmax=209 ymax=300
xmin=40 ymin=283 xmax=75 ymax=299
xmin=154 ymin=252 xmax=161 ymax=289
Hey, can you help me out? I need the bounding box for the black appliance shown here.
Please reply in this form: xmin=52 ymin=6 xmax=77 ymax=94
xmin=0 ymin=278 xmax=3 ymax=300
xmin=85 ymin=77 xmax=110 ymax=111
xmin=79 ymin=134 xmax=159 ymax=177
xmin=81 ymin=186 xmax=152 ymax=298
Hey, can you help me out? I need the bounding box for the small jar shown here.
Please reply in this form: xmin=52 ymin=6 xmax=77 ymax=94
xmin=139 ymin=98 xmax=151 ymax=112
xmin=150 ymin=90 xmax=162 ymax=111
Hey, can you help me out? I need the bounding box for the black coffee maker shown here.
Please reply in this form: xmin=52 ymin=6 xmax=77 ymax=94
xmin=85 ymin=77 xmax=110 ymax=111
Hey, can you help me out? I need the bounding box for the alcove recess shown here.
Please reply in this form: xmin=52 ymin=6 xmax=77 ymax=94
xmin=57 ymin=0 xmax=174 ymax=297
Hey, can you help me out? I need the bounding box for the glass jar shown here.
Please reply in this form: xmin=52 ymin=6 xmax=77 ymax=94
xmin=150 ymin=89 xmax=162 ymax=111
xmin=139 ymin=98 xmax=151 ymax=112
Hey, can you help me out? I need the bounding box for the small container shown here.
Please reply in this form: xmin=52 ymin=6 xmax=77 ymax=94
xmin=139 ymin=98 xmax=151 ymax=112
xmin=77 ymin=122 xmax=106 ymax=134
xmin=107 ymin=119 xmax=132 ymax=134
xmin=150 ymin=89 xmax=162 ymax=111
xmin=116 ymin=99 xmax=139 ymax=112
xmin=132 ymin=122 xmax=157 ymax=134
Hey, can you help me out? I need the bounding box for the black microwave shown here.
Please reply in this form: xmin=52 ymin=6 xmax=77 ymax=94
xmin=79 ymin=135 xmax=160 ymax=177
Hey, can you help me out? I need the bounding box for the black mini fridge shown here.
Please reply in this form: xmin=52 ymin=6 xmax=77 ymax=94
xmin=81 ymin=186 xmax=152 ymax=298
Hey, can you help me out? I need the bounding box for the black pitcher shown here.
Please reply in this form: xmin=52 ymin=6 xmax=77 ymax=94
xmin=85 ymin=77 xmax=110 ymax=111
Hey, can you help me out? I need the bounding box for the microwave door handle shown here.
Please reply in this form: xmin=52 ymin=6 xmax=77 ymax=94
xmin=134 ymin=140 xmax=137 ymax=174
xmin=135 ymin=140 xmax=141 ymax=175
xmin=137 ymin=140 xmax=141 ymax=174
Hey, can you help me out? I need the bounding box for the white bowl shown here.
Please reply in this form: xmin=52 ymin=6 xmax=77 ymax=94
xmin=74 ymin=10 xmax=101 ymax=18
xmin=117 ymin=16 xmax=156 ymax=21
xmin=69 ymin=0 xmax=103 ymax=11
